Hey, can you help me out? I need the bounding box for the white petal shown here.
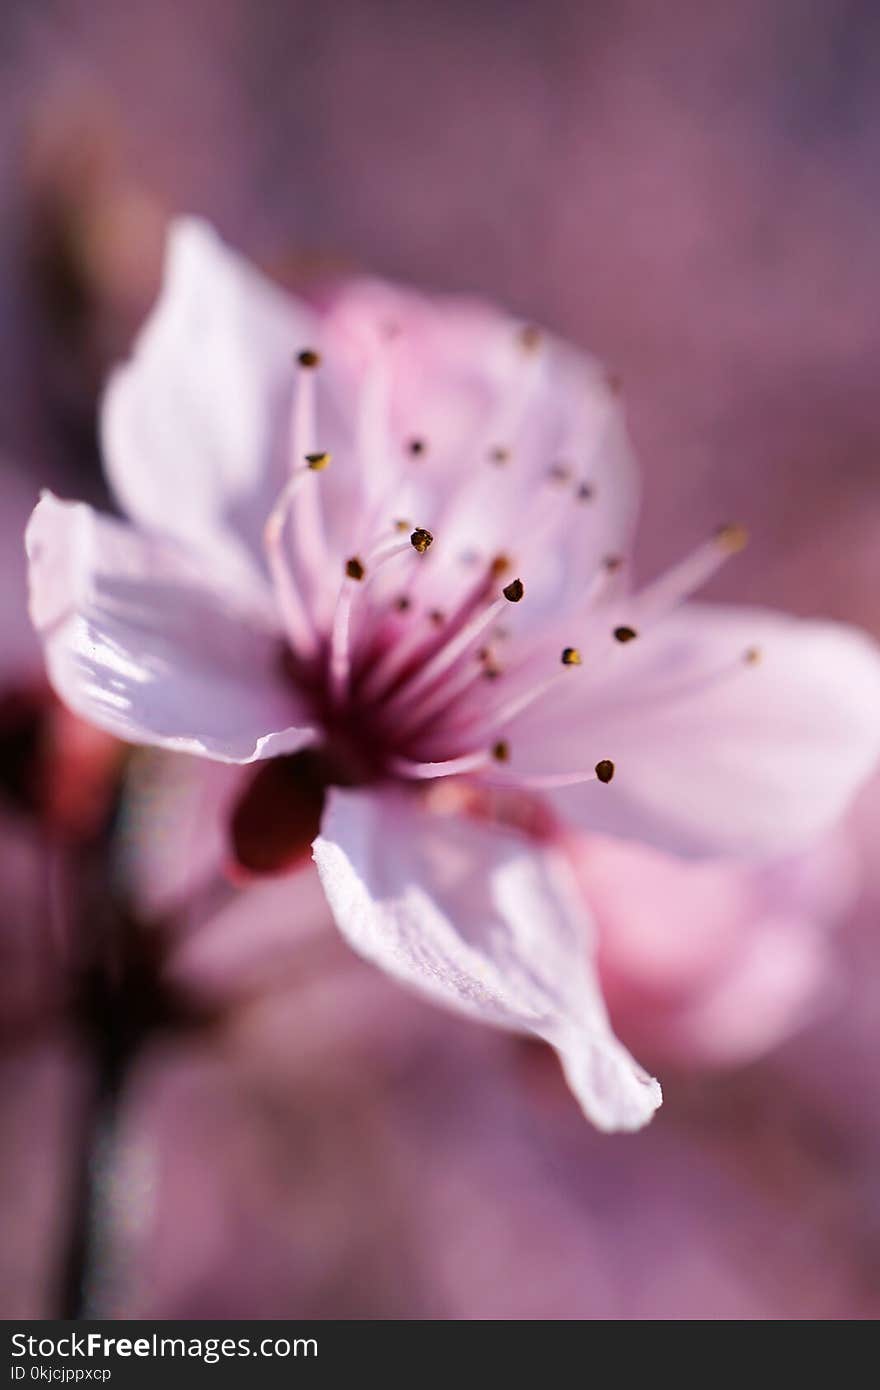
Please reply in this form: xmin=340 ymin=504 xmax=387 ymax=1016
xmin=313 ymin=787 xmax=661 ymax=1131
xmin=26 ymin=493 xmax=315 ymax=763
xmin=101 ymin=217 xmax=315 ymax=595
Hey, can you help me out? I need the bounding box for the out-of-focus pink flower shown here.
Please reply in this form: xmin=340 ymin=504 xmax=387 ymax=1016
xmin=570 ymin=831 xmax=857 ymax=1070
xmin=24 ymin=220 xmax=880 ymax=1129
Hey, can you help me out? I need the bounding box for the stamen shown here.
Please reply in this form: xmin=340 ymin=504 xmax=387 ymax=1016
xmin=381 ymin=593 xmax=513 ymax=715
xmin=440 ymin=653 xmax=576 ymax=748
xmin=568 ymin=554 xmax=624 ymax=618
xmin=388 ymin=751 xmax=492 ymax=780
xmin=492 ymin=740 xmax=510 ymax=763
xmin=391 ymin=642 xmax=500 ymax=739
xmin=331 ymin=534 xmax=432 ymax=700
xmin=716 ymin=523 xmax=749 ymax=554
xmin=407 ymin=437 xmax=426 ymax=457
xmin=495 ymin=765 xmax=612 ymax=790
xmin=286 ymin=354 xmax=329 ymax=601
xmin=613 ymin=625 xmax=638 ymax=643
xmin=577 ymin=481 xmax=595 ymax=502
xmin=561 ymin=647 xmax=582 ymax=666
xmin=264 ymin=471 xmax=323 ymax=657
xmin=410 ymin=527 xmax=434 ymax=554
xmin=503 ymin=577 xmax=525 ymax=603
xmin=489 ymin=446 xmax=510 ymax=465
xmin=583 ymin=646 xmax=761 ymax=727
xmin=548 ymin=463 xmax=572 ymax=484
xmin=635 ymin=525 xmax=749 ymax=617
xmin=482 ymin=669 xmax=565 ymax=732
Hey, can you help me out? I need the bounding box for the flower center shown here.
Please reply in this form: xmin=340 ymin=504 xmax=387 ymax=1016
xmin=263 ymin=338 xmax=752 ymax=802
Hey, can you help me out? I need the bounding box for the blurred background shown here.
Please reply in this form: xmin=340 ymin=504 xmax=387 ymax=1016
xmin=1 ymin=0 xmax=879 ymax=1319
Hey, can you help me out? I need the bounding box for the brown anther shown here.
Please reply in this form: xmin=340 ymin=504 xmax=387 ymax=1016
xmin=305 ymin=451 xmax=331 ymax=471
xmin=489 ymin=446 xmax=510 ymax=465
xmin=345 ymin=557 xmax=365 ymax=581
xmin=595 ymin=759 xmax=615 ymax=784
xmin=483 ymin=665 xmax=502 ymax=681
xmin=613 ymin=625 xmax=638 ymax=643
xmin=577 ymin=481 xmax=595 ymax=502
xmin=429 ymin=609 xmax=445 ymax=626
xmin=395 ymin=595 xmax=412 ymax=612
xmin=603 ymin=554 xmax=624 ymax=573
xmin=490 ymin=553 xmax=511 ymax=578
xmin=549 ymin=463 xmax=571 ymax=484
xmin=297 ymin=348 xmax=321 ymax=368
xmin=410 ymin=527 xmax=434 ymax=554
xmin=715 ymin=523 xmax=749 ymax=554
xmin=407 ymin=437 xmax=426 ymax=457
xmin=519 ymin=324 xmax=542 ymax=352
xmin=394 ymin=518 xmax=411 ymax=533
xmin=561 ymin=647 xmax=582 ymax=666
xmin=492 ymin=740 xmax=511 ymax=763
xmin=502 ymin=577 xmax=525 ymax=603
xmin=743 ymin=646 xmax=762 ymax=665
xmin=606 ymin=370 xmax=623 ymax=396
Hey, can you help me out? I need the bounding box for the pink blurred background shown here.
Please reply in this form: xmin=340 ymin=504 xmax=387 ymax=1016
xmin=1 ymin=0 xmax=879 ymax=1319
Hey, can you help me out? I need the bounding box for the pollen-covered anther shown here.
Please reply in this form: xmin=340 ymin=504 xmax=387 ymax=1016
xmin=492 ymin=740 xmax=511 ymax=763
xmin=715 ymin=522 xmax=749 ymax=554
xmin=595 ymin=759 xmax=615 ymax=784
xmin=345 ymin=557 xmax=365 ymax=581
xmin=743 ymin=646 xmax=762 ymax=665
xmin=393 ymin=519 xmax=411 ymax=534
xmin=296 ymin=348 xmax=321 ymax=368
xmin=305 ymin=451 xmax=331 ymax=471
xmin=410 ymin=527 xmax=434 ymax=554
xmin=613 ymin=625 xmax=638 ymax=643
xmin=502 ymin=577 xmax=525 ymax=603
xmin=561 ymin=647 xmax=582 ymax=666
xmin=489 ymin=446 xmax=510 ymax=465
xmin=407 ymin=437 xmax=426 ymax=457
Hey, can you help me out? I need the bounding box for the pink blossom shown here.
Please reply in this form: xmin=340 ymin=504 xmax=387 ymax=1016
xmin=25 ymin=220 xmax=880 ymax=1130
